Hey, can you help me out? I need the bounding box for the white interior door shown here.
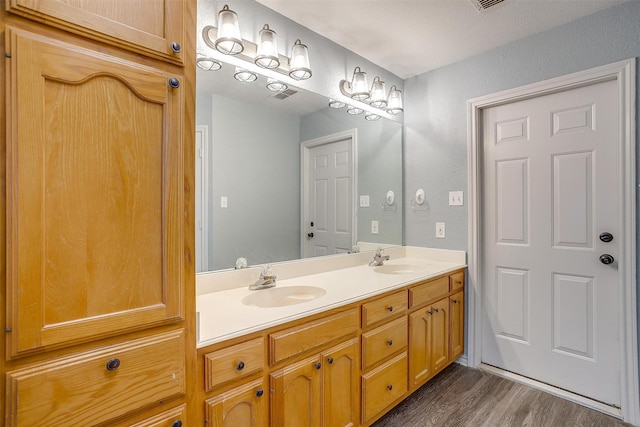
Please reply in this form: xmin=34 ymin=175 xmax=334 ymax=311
xmin=481 ymin=79 xmax=621 ymax=405
xmin=302 ymin=133 xmax=355 ymax=258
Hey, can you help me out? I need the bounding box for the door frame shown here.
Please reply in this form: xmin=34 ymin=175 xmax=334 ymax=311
xmin=195 ymin=125 xmax=210 ymax=272
xmin=466 ymin=59 xmax=638 ymax=423
xmin=300 ymin=129 xmax=358 ymax=258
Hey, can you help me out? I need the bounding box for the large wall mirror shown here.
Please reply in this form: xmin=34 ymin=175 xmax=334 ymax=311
xmin=196 ymin=59 xmax=403 ymax=272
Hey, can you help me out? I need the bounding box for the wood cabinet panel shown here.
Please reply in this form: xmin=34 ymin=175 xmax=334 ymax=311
xmin=6 ymin=0 xmax=185 ymax=63
xmin=431 ymin=298 xmax=450 ymax=373
xmin=409 ymin=298 xmax=450 ymax=389
xmin=361 ymin=291 xmax=407 ymax=328
xmin=205 ymin=337 xmax=264 ymax=392
xmin=361 ymin=317 xmax=407 ymax=370
xmin=450 ymin=291 xmax=465 ymax=361
xmin=361 ymin=352 xmax=407 ymax=423
xmin=128 ymin=405 xmax=186 ymax=427
xmin=322 ymin=339 xmax=359 ymax=427
xmin=409 ymin=276 xmax=449 ymax=308
xmin=269 ymin=309 xmax=358 ymax=364
xmin=270 ymin=355 xmax=322 ymax=427
xmin=205 ymin=378 xmax=268 ymax=427
xmin=5 ymin=27 xmax=184 ymax=357
xmin=5 ymin=331 xmax=185 ymax=426
xmin=450 ymin=271 xmax=465 ymax=292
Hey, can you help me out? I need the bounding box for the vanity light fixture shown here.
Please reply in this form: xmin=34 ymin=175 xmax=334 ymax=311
xmin=214 ymin=5 xmax=243 ymax=55
xmin=349 ymin=67 xmax=370 ymax=101
xmin=346 ymin=105 xmax=364 ymax=115
xmin=255 ymin=24 xmax=280 ymax=69
xmin=196 ymin=53 xmax=222 ymax=71
xmin=266 ymin=78 xmax=288 ymax=92
xmin=234 ymin=67 xmax=257 ymax=83
xmin=289 ymin=40 xmax=312 ymax=80
xmin=386 ymin=86 xmax=404 ymax=115
xmin=328 ymin=99 xmax=346 ymax=109
xmin=369 ymin=77 xmax=387 ymax=108
xmin=365 ymin=112 xmax=381 ymax=121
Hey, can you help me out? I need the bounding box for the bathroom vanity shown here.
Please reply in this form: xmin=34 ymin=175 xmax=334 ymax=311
xmin=196 ymin=247 xmax=466 ymax=426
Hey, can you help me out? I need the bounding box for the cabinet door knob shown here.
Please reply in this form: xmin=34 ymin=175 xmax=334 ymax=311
xmin=387 ymin=339 xmax=393 ymax=346
xmin=170 ymin=41 xmax=182 ymax=53
xmin=327 ymin=357 xmax=334 ymax=364
xmin=452 ymin=299 xmax=458 ymax=304
xmin=433 ymin=307 xmax=439 ymax=313
xmin=428 ymin=309 xmax=433 ymax=315
xmin=387 ymin=384 xmax=393 ymax=391
xmin=315 ymin=362 xmax=322 ymax=370
xmin=236 ymin=361 xmax=245 ymax=371
xmin=168 ymin=77 xmax=180 ymax=88
xmin=171 ymin=421 xmax=182 ymax=427
xmin=387 ymin=306 xmax=393 ymax=312
xmin=256 ymin=389 xmax=264 ymax=397
xmin=106 ymin=358 xmax=121 ymax=371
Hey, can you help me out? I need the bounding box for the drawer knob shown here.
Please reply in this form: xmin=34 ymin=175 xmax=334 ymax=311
xmin=236 ymin=361 xmax=245 ymax=371
xmin=171 ymin=421 xmax=182 ymax=427
xmin=456 ymin=280 xmax=462 ymax=285
xmin=256 ymin=389 xmax=264 ymax=398
xmin=327 ymin=357 xmax=334 ymax=364
xmin=106 ymin=358 xmax=121 ymax=371
xmin=168 ymin=77 xmax=180 ymax=89
xmin=171 ymin=41 xmax=182 ymax=53
xmin=387 ymin=384 xmax=393 ymax=391
xmin=315 ymin=362 xmax=322 ymax=370
xmin=387 ymin=306 xmax=393 ymax=312
xmin=387 ymin=339 xmax=393 ymax=346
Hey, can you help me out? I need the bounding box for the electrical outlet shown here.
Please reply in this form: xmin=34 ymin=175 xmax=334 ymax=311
xmin=436 ymin=222 xmax=445 ymax=238
xmin=449 ymin=191 xmax=463 ymax=206
xmin=371 ymin=220 xmax=379 ymax=234
xmin=360 ymin=195 xmax=370 ymax=207
xmin=220 ymin=196 xmax=228 ymax=208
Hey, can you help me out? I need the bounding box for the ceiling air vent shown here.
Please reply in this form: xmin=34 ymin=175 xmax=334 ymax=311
xmin=272 ymin=88 xmax=298 ymax=100
xmin=469 ymin=0 xmax=508 ymax=12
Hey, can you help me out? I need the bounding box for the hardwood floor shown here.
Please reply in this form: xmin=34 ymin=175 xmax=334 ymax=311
xmin=373 ymin=364 xmax=631 ymax=427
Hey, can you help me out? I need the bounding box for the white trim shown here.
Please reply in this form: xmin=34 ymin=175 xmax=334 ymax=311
xmin=195 ymin=125 xmax=210 ymax=272
xmin=480 ymin=363 xmax=623 ymax=418
xmin=467 ymin=58 xmax=638 ymax=424
xmin=300 ymin=129 xmax=358 ymax=258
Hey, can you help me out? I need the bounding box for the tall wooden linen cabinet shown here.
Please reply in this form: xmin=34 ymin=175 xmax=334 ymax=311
xmin=0 ymin=1 xmax=197 ymax=425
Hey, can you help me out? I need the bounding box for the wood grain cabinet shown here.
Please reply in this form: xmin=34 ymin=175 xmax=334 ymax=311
xmin=205 ymin=378 xmax=269 ymax=427
xmin=409 ymin=297 xmax=450 ymax=389
xmin=450 ymin=291 xmax=465 ymax=361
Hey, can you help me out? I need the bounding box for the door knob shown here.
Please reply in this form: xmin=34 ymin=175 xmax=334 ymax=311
xmin=307 ymin=232 xmax=314 ymax=238
xmin=599 ymin=254 xmax=614 ymax=265
xmin=599 ymin=232 xmax=614 ymax=242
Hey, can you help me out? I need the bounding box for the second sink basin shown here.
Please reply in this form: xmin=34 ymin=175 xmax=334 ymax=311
xmin=242 ymin=286 xmax=327 ymax=308
xmin=373 ymin=264 xmax=431 ymax=275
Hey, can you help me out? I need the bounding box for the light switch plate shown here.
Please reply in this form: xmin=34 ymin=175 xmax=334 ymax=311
xmin=360 ymin=195 xmax=370 ymax=207
xmin=220 ymin=196 xmax=228 ymax=208
xmin=371 ymin=220 xmax=379 ymax=234
xmin=449 ymin=191 xmax=463 ymax=206
xmin=436 ymin=222 xmax=445 ymax=238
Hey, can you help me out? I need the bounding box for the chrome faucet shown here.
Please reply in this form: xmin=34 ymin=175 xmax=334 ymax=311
xmin=369 ymin=247 xmax=390 ymax=267
xmin=249 ymin=265 xmax=277 ymax=290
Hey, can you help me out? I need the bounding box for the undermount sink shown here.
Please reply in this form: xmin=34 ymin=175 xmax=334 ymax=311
xmin=373 ymin=264 xmax=431 ymax=275
xmin=242 ymin=286 xmax=327 ymax=308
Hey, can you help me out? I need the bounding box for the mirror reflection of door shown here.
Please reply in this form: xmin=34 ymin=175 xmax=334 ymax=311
xmin=302 ymin=130 xmax=356 ymax=258
xmin=195 ymin=125 xmax=209 ymax=272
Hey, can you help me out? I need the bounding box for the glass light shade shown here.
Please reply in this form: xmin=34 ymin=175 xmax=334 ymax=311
xmin=350 ymin=67 xmax=369 ymax=101
xmin=289 ymin=40 xmax=312 ymax=80
xmin=369 ymin=77 xmax=387 ymax=108
xmin=365 ymin=113 xmax=381 ymax=121
xmin=255 ymin=24 xmax=280 ymax=69
xmin=346 ymin=105 xmax=364 ymax=115
xmin=328 ymin=99 xmax=346 ymax=109
xmin=215 ymin=5 xmax=244 ymax=55
xmin=234 ymin=67 xmax=257 ymax=83
xmin=266 ymin=78 xmax=287 ymax=92
xmin=196 ymin=54 xmax=222 ymax=71
xmin=387 ymin=86 xmax=404 ymax=115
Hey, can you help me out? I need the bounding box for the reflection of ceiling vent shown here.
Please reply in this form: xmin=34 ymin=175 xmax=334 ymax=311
xmin=272 ymin=88 xmax=298 ymax=100
xmin=469 ymin=0 xmax=508 ymax=12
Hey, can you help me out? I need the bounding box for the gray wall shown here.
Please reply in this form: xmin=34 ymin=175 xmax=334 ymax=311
xmin=300 ymin=107 xmax=403 ymax=246
xmin=402 ymin=0 xmax=639 ymax=394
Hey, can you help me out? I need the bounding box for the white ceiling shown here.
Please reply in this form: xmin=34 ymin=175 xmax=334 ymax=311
xmin=255 ymin=0 xmax=629 ymax=79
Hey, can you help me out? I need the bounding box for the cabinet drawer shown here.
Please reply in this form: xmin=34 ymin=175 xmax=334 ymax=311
xmin=269 ymin=309 xmax=358 ymax=364
xmin=361 ymin=291 xmax=407 ymax=328
xmin=409 ymin=276 xmax=449 ymax=308
xmin=362 ymin=317 xmax=408 ymax=370
xmin=128 ymin=404 xmax=186 ymax=427
xmin=450 ymin=271 xmax=465 ymax=292
xmin=5 ymin=330 xmax=185 ymax=427
xmin=361 ymin=352 xmax=408 ymax=423
xmin=204 ymin=337 xmax=264 ymax=392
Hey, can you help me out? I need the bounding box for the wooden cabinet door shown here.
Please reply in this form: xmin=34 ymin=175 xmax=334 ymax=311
xmin=271 ymin=355 xmax=322 ymax=427
xmin=322 ymin=338 xmax=359 ymax=427
xmin=6 ymin=0 xmax=184 ymax=63
xmin=5 ymin=27 xmax=184 ymax=357
xmin=205 ymin=379 xmax=268 ymax=427
xmin=430 ymin=298 xmax=450 ymax=374
xmin=409 ymin=308 xmax=432 ymax=387
xmin=450 ymin=291 xmax=465 ymax=361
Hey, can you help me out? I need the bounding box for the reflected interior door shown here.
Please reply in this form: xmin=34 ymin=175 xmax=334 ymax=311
xmin=481 ymin=79 xmax=621 ymax=405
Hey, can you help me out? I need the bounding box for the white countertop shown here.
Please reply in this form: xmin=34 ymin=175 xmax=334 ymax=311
xmin=196 ymin=247 xmax=466 ymax=348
